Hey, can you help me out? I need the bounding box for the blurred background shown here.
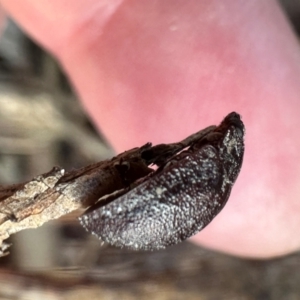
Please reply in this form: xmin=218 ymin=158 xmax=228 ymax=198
xmin=0 ymin=1 xmax=299 ymax=299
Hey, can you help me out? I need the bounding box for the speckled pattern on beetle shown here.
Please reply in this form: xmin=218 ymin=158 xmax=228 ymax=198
xmin=80 ymin=112 xmax=245 ymax=250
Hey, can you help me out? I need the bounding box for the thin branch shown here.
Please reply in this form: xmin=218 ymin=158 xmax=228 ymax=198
xmin=0 ymin=144 xmax=156 ymax=256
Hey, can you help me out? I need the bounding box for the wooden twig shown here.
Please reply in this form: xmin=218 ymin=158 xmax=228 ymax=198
xmin=0 ymin=144 xmax=156 ymax=256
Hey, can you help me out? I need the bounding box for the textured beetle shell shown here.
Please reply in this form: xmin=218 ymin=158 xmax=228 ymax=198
xmin=80 ymin=112 xmax=245 ymax=250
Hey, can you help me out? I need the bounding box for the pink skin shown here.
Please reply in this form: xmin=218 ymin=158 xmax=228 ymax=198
xmin=1 ymin=0 xmax=300 ymax=258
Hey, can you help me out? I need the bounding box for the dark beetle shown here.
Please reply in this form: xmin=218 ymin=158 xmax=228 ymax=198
xmin=80 ymin=112 xmax=245 ymax=250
